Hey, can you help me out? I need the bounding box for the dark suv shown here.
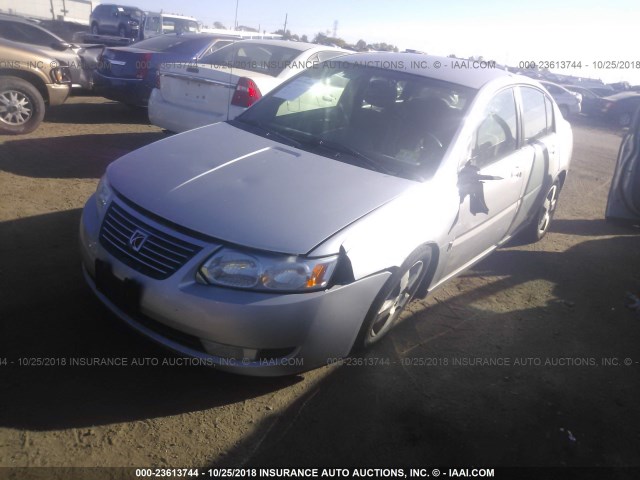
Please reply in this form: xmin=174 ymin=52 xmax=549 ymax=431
xmin=90 ymin=4 xmax=144 ymax=39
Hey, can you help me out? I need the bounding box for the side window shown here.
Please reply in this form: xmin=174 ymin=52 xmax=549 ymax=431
xmin=544 ymin=95 xmax=555 ymax=133
xmin=472 ymin=89 xmax=517 ymax=168
xmin=521 ymin=87 xmax=548 ymax=142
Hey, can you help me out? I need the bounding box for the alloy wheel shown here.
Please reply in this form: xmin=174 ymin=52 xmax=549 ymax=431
xmin=369 ymin=259 xmax=425 ymax=339
xmin=0 ymin=90 xmax=33 ymax=126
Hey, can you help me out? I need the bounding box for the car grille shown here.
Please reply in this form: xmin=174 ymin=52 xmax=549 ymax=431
xmin=99 ymin=202 xmax=202 ymax=280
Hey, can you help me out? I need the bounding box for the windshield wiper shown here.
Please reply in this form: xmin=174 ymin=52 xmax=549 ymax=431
xmin=301 ymin=137 xmax=395 ymax=175
xmin=230 ymin=119 xmax=303 ymax=149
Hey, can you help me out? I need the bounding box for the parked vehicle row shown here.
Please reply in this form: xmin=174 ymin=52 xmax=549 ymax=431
xmin=93 ymin=33 xmax=239 ymax=107
xmin=89 ymin=4 xmax=200 ymax=41
xmin=539 ymin=80 xmax=581 ymax=119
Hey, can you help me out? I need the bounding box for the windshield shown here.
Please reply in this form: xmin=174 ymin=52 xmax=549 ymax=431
xmin=122 ymin=8 xmax=143 ymax=18
xmin=163 ymin=18 xmax=200 ymax=34
xmin=199 ymin=43 xmax=303 ymax=77
xmin=234 ymin=61 xmax=475 ymax=181
xmin=133 ymin=35 xmax=212 ymax=53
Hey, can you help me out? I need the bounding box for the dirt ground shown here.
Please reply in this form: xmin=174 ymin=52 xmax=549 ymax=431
xmin=1 ymin=96 xmax=640 ymax=477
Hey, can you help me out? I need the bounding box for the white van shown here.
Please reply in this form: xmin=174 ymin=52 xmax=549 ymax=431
xmin=141 ymin=13 xmax=200 ymax=39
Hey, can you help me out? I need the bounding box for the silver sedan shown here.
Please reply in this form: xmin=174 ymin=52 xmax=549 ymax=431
xmin=79 ymin=53 xmax=573 ymax=375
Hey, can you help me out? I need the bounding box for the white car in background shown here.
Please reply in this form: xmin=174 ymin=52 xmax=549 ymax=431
xmin=148 ymin=39 xmax=347 ymax=132
xmin=539 ymin=80 xmax=582 ymax=118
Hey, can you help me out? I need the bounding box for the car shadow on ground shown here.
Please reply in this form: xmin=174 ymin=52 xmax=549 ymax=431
xmin=45 ymin=98 xmax=151 ymax=125
xmin=0 ymin=132 xmax=166 ymax=179
xmin=551 ymin=218 xmax=640 ymax=236
xmin=205 ymin=232 xmax=640 ymax=468
xmin=569 ymin=114 xmax=625 ymax=135
xmin=0 ymin=209 xmax=301 ymax=431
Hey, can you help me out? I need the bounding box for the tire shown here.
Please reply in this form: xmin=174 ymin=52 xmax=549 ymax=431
xmin=0 ymin=77 xmax=46 ymax=135
xmin=118 ymin=25 xmax=127 ymax=38
xmin=619 ymin=112 xmax=632 ymax=128
xmin=354 ymin=245 xmax=431 ymax=350
xmin=91 ymin=23 xmax=100 ymax=35
xmin=520 ymin=181 xmax=560 ymax=243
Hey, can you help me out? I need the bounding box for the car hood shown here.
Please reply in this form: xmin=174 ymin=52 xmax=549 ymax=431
xmin=107 ymin=122 xmax=415 ymax=254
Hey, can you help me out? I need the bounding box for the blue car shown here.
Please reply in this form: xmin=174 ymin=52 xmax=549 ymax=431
xmin=93 ymin=33 xmax=238 ymax=107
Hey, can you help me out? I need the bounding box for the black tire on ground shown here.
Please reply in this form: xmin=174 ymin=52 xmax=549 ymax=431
xmin=619 ymin=112 xmax=632 ymax=128
xmin=353 ymin=245 xmax=431 ymax=350
xmin=118 ymin=25 xmax=127 ymax=38
xmin=0 ymin=76 xmax=46 ymax=135
xmin=520 ymin=180 xmax=560 ymax=243
xmin=91 ymin=23 xmax=100 ymax=35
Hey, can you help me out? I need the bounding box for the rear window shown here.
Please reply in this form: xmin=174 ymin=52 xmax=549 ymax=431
xmin=521 ymin=87 xmax=551 ymax=142
xmin=121 ymin=7 xmax=143 ymax=18
xmin=0 ymin=21 xmax=59 ymax=46
xmin=199 ymin=43 xmax=303 ymax=76
xmin=133 ymin=35 xmax=213 ymax=54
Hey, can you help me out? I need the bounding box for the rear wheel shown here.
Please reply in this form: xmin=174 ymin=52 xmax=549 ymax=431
xmin=0 ymin=77 xmax=46 ymax=135
xmin=521 ymin=181 xmax=560 ymax=243
xmin=619 ymin=112 xmax=632 ymax=128
xmin=354 ymin=246 xmax=431 ymax=350
xmin=91 ymin=23 xmax=100 ymax=35
xmin=118 ymin=25 xmax=127 ymax=38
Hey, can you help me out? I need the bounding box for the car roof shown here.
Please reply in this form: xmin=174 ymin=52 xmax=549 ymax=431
xmin=0 ymin=13 xmax=41 ymax=24
xmin=140 ymin=33 xmax=240 ymax=40
xmin=336 ymin=52 xmax=514 ymax=89
xmin=99 ymin=4 xmax=142 ymax=8
xmin=603 ymin=91 xmax=640 ymax=101
xmin=0 ymin=14 xmax=65 ymax=41
xmin=232 ymin=39 xmax=344 ymax=53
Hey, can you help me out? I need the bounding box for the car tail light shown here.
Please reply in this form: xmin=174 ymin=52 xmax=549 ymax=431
xmin=602 ymin=101 xmax=614 ymax=113
xmin=136 ymin=53 xmax=152 ymax=79
xmin=231 ymin=77 xmax=261 ymax=107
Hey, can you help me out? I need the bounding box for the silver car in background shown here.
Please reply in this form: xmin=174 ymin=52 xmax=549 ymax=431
xmin=80 ymin=53 xmax=572 ymax=375
xmin=539 ymin=80 xmax=582 ymax=118
xmin=148 ymin=39 xmax=346 ymax=132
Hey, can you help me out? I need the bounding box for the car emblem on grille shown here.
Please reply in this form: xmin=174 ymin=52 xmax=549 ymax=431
xmin=129 ymin=230 xmax=148 ymax=252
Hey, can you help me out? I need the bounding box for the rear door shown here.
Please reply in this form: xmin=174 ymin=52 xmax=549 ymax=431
xmin=510 ymin=86 xmax=558 ymax=232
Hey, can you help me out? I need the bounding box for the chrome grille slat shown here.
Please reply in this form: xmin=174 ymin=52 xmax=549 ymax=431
xmin=99 ymin=203 xmax=202 ymax=280
xmin=101 ymin=234 xmax=169 ymax=274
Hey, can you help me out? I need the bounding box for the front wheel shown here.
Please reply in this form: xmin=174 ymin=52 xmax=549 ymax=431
xmin=521 ymin=181 xmax=560 ymax=243
xmin=118 ymin=25 xmax=127 ymax=38
xmin=0 ymin=77 xmax=46 ymax=135
xmin=354 ymin=246 xmax=431 ymax=350
xmin=91 ymin=23 xmax=99 ymax=35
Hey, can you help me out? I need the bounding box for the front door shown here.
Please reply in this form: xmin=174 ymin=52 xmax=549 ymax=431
xmin=445 ymin=88 xmax=528 ymax=276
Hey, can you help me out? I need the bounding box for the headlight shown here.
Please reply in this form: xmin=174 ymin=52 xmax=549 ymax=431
xmin=199 ymin=248 xmax=338 ymax=292
xmin=50 ymin=66 xmax=71 ymax=84
xmin=95 ymin=175 xmax=113 ymax=217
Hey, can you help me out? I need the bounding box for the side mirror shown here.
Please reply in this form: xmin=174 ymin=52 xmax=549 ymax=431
xmin=51 ymin=41 xmax=72 ymax=51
